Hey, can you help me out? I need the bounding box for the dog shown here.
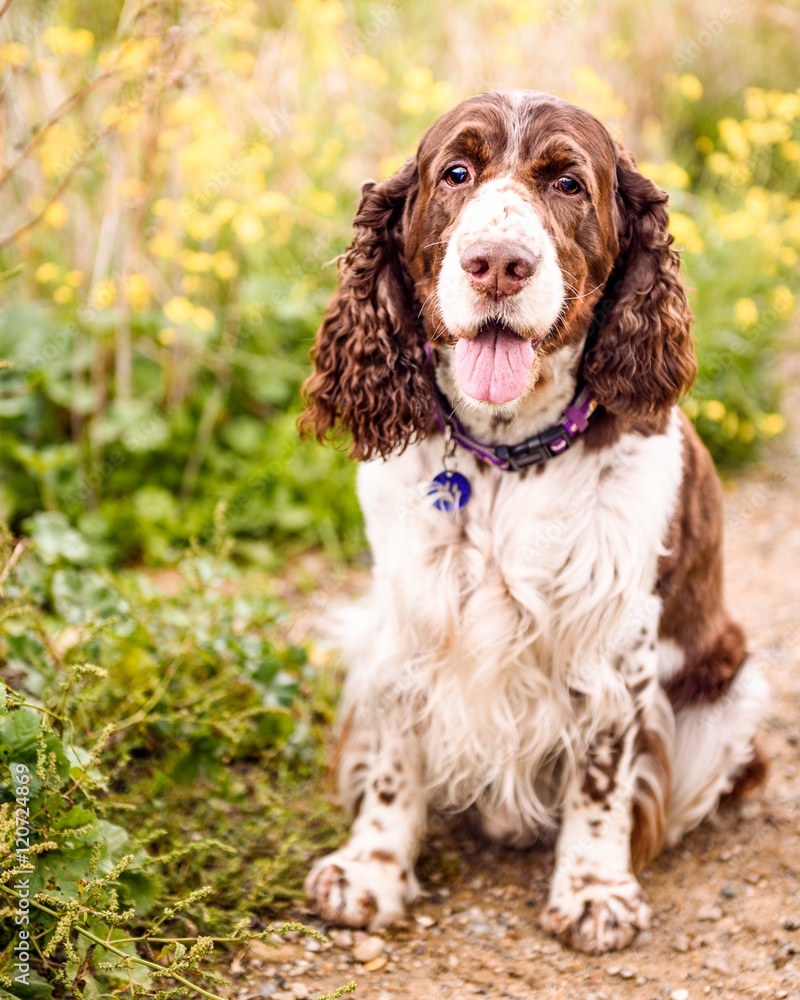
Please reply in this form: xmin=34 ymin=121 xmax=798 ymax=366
xmin=299 ymin=90 xmax=768 ymax=953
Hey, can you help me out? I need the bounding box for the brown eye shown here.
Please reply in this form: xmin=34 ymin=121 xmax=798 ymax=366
xmin=444 ymin=164 xmax=470 ymax=186
xmin=555 ymin=175 xmax=581 ymax=195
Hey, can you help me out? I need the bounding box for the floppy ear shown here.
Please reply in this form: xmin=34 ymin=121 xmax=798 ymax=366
xmin=582 ymin=147 xmax=696 ymax=423
xmin=299 ymin=157 xmax=432 ymax=460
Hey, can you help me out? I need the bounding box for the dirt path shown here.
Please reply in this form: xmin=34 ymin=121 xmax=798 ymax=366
xmin=245 ymin=372 xmax=800 ymax=1000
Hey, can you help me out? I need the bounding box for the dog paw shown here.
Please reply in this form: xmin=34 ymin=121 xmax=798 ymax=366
xmin=541 ymin=875 xmax=652 ymax=953
xmin=305 ymin=849 xmax=416 ymax=930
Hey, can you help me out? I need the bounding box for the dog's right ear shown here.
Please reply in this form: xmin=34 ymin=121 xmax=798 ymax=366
xmin=299 ymin=157 xmax=433 ymax=461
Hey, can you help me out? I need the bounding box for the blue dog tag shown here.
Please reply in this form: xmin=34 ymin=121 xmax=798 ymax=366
xmin=428 ymin=471 xmax=471 ymax=512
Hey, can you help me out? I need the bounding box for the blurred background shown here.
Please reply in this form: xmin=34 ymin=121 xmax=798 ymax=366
xmin=2 ymin=4 xmax=800 ymax=994
xmin=1 ymin=0 xmax=799 ymax=569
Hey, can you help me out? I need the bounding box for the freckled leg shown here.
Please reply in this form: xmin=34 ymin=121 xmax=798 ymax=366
xmin=541 ymin=615 xmax=669 ymax=953
xmin=305 ymin=730 xmax=426 ymax=930
xmin=541 ymin=721 xmax=651 ymax=953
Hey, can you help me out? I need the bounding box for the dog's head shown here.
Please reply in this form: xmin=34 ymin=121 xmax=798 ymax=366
xmin=300 ymin=91 xmax=696 ymax=459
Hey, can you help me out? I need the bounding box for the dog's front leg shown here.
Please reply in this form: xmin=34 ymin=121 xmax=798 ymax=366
xmin=541 ymin=718 xmax=651 ymax=953
xmin=305 ymin=729 xmax=426 ymax=930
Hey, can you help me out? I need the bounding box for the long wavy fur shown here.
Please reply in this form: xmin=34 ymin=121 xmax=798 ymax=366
xmin=298 ymin=158 xmax=433 ymax=460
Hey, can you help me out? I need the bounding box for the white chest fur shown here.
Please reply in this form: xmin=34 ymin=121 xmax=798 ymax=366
xmin=338 ymin=410 xmax=684 ymax=836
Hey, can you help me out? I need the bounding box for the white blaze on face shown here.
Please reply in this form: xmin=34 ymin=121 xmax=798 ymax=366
xmin=436 ymin=176 xmax=565 ymax=338
xmin=435 ymin=176 xmax=566 ymax=405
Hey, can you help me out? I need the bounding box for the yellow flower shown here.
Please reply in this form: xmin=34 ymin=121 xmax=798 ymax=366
xmin=722 ymin=411 xmax=739 ymax=438
xmin=213 ymin=199 xmax=239 ymax=222
xmin=180 ymin=250 xmax=214 ymax=272
xmin=398 ymin=91 xmax=428 ymax=117
xmin=53 ymin=285 xmax=74 ymax=305
xmin=233 ymin=212 xmax=264 ymax=244
xmin=352 ymin=54 xmax=389 ymax=88
xmin=35 ymin=262 xmax=60 ymax=283
xmin=65 ymin=270 xmax=84 ymax=287
xmin=769 ymin=91 xmax=800 ymax=122
xmin=0 ymin=42 xmax=29 ymax=67
xmin=124 ymin=274 xmax=152 ymax=311
xmin=184 ymin=212 xmax=220 ymax=241
xmin=669 ymin=212 xmax=704 ymax=253
xmin=772 ymin=286 xmax=795 ymax=316
xmin=255 ymin=191 xmax=290 ymax=216
xmin=213 ymin=253 xmax=238 ymax=280
xmin=734 ymin=298 xmax=759 ymax=327
xmin=152 ymin=198 xmax=174 ymax=218
xmin=230 ymin=50 xmax=256 ymax=76
xmin=781 ymin=141 xmax=800 ymax=162
xmin=718 ymin=118 xmax=749 ymax=160
xmin=148 ymin=232 xmax=178 ymax=257
xmin=42 ymin=25 xmax=93 ymax=56
xmin=759 ymin=413 xmax=786 ymax=437
xmin=677 ymin=74 xmax=703 ymax=102
xmin=696 ymin=136 xmax=714 ymax=155
xmin=164 ymin=297 xmax=194 ymax=324
xmin=192 ymin=307 xmax=215 ymax=331
xmin=70 ymin=28 xmax=94 ymax=55
xmin=703 ymin=400 xmax=726 ymax=421
xmin=91 ymin=279 xmax=116 ymax=309
xmin=718 ymin=210 xmax=756 ymax=241
xmin=43 ymin=200 xmax=69 ymax=229
xmin=307 ymin=190 xmax=336 ymax=216
xmin=744 ymin=87 xmax=768 ymax=121
xmin=42 ymin=27 xmax=75 ymax=57
xmin=181 ymin=275 xmax=201 ymax=294
xmin=682 ymin=398 xmax=699 ymax=419
xmin=119 ymin=177 xmax=147 ymax=200
xmin=403 ymin=66 xmax=434 ymax=91
xmin=660 ymin=162 xmax=690 ymax=189
xmin=159 ymin=327 xmax=177 ymax=345
xmin=738 ymin=421 xmax=755 ymax=444
xmin=38 ymin=123 xmax=83 ymax=178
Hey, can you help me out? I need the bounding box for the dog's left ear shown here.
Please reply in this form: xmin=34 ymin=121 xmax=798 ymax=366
xmin=582 ymin=147 xmax=697 ymax=422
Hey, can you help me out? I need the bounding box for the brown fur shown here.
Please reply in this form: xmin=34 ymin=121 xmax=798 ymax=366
xmin=630 ymin=721 xmax=672 ymax=873
xmin=300 ymin=92 xmax=696 ymax=459
xmin=658 ymin=412 xmax=751 ymax=711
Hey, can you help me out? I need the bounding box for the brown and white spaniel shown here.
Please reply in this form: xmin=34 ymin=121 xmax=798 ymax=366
xmin=299 ymin=91 xmax=768 ymax=953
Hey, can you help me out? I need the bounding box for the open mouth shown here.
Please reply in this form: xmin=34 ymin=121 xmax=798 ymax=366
xmin=455 ymin=322 xmax=539 ymax=404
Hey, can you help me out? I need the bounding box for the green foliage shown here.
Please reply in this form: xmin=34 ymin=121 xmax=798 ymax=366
xmin=0 ymin=3 xmax=798 ymax=564
xmin=0 ymin=519 xmax=347 ymax=997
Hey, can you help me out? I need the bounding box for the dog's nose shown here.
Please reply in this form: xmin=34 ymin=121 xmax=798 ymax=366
xmin=460 ymin=241 xmax=538 ymax=298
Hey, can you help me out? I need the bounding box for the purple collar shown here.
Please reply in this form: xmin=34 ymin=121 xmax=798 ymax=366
xmin=429 ymin=375 xmax=597 ymax=473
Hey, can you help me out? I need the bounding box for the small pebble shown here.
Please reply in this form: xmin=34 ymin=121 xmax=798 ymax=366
xmin=702 ymin=951 xmax=732 ymax=975
xmin=353 ymin=935 xmax=386 ymax=963
xmin=670 ymin=990 xmax=689 ymax=1000
xmin=619 ymin=968 xmax=635 ymax=979
xmin=363 ymin=955 xmax=388 ymax=972
xmin=303 ymin=939 xmax=321 ymax=952
xmin=698 ymin=903 xmax=724 ymax=922
xmin=415 ymin=914 xmax=436 ymax=928
xmin=328 ymin=929 xmax=353 ymax=949
xmin=783 ymin=916 xmax=799 ymax=931
xmin=720 ymin=886 xmax=736 ymax=899
xmin=607 ymin=964 xmax=621 ymax=976
xmin=291 ymin=987 xmax=309 ymax=1000
xmin=673 ymin=933 xmax=691 ymax=953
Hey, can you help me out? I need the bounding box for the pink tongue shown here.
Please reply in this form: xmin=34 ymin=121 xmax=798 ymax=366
xmin=455 ymin=327 xmax=535 ymax=403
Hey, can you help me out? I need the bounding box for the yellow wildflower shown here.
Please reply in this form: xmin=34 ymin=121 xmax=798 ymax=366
xmin=164 ymin=297 xmax=194 ymax=324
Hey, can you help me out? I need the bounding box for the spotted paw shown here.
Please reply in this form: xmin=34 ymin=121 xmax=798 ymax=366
xmin=305 ymin=848 xmax=416 ymax=930
xmin=541 ymin=875 xmax=652 ymax=953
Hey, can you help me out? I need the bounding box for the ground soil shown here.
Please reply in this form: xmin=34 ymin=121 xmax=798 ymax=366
xmin=242 ymin=366 xmax=800 ymax=1000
